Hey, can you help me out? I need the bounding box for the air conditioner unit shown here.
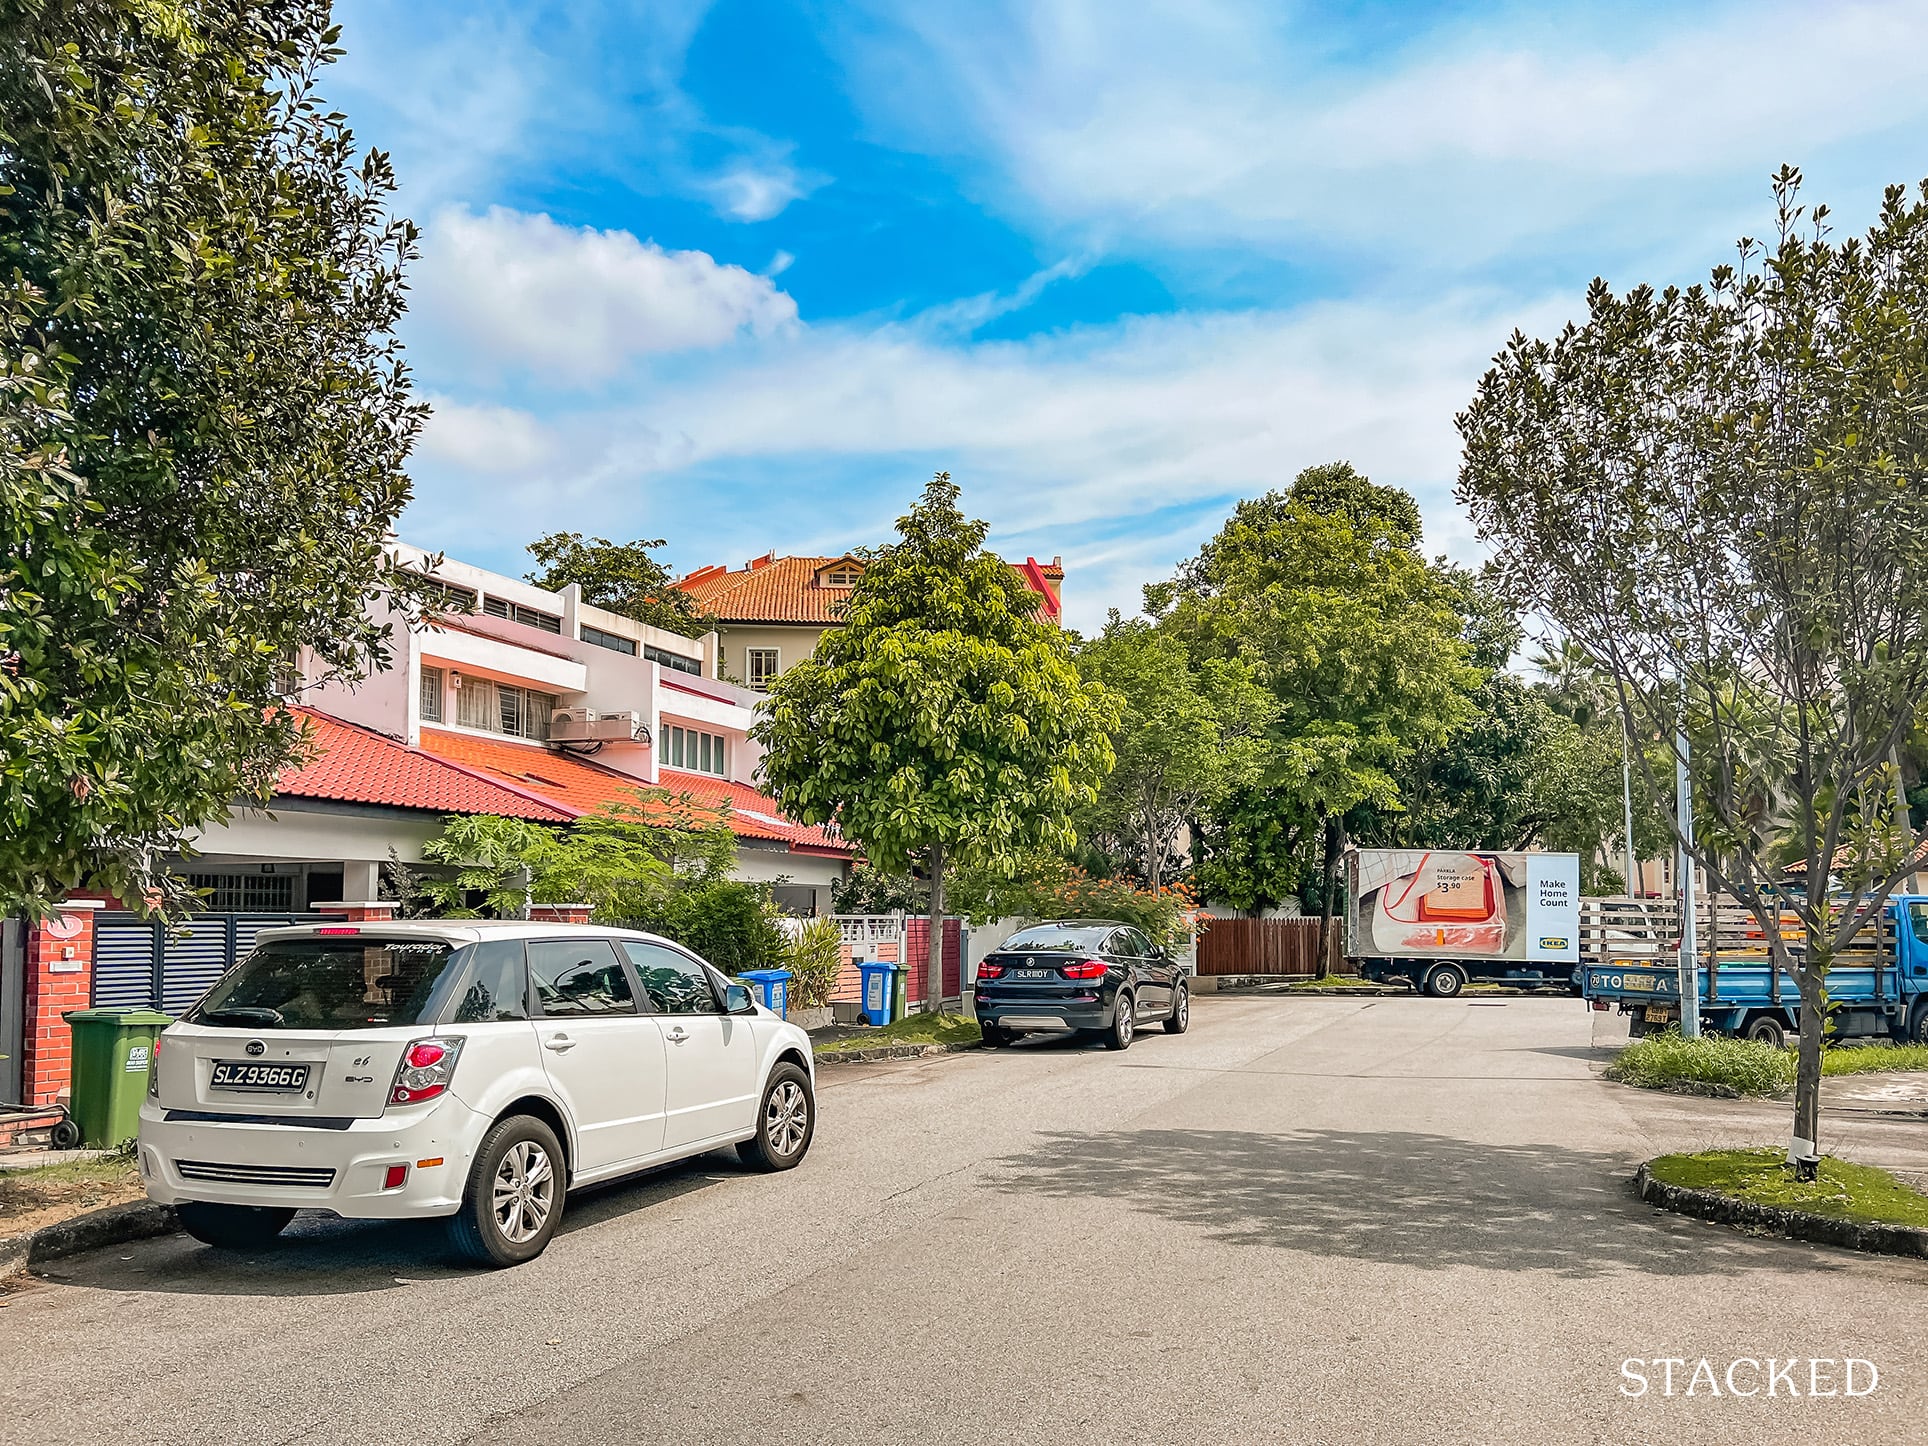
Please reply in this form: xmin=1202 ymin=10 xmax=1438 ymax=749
xmin=548 ymin=707 xmax=601 ymax=742
xmin=589 ymin=710 xmax=646 ymax=742
xmin=549 ymin=708 xmax=645 ymax=744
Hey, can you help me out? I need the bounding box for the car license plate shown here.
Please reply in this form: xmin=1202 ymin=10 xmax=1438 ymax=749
xmin=1013 ymin=969 xmax=1052 ymax=981
xmin=1643 ymin=1005 xmax=1676 ymax=1024
xmin=210 ymin=1061 xmax=311 ymax=1093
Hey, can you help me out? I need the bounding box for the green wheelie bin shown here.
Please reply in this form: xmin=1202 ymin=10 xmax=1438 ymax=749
xmin=62 ymin=1007 xmax=171 ymax=1147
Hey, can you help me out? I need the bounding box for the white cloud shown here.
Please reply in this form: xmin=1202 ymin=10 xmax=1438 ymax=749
xmin=402 ymin=290 xmax=1551 ymax=627
xmin=842 ymin=0 xmax=1928 ymax=266
xmin=411 ymin=207 xmax=800 ymax=379
xmin=704 ymin=163 xmax=814 ymax=222
xmin=416 ymin=399 xmax=563 ymax=475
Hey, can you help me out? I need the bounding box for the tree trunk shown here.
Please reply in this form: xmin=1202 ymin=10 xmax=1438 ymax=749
xmin=1315 ymin=813 xmax=1341 ymax=980
xmin=926 ymin=840 xmax=948 ymax=1016
xmin=1789 ymin=936 xmax=1828 ymax=1182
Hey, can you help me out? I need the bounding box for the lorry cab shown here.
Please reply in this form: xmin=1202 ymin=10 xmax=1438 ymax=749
xmin=1581 ymin=893 xmax=1928 ymax=1046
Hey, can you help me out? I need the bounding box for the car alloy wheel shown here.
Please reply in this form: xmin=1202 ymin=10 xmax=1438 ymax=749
xmin=740 ymin=1062 xmax=815 ymax=1172
xmin=1164 ymin=985 xmax=1190 ymax=1034
xmin=1106 ymin=994 xmax=1135 ymax=1050
xmin=766 ymin=1079 xmax=809 ymax=1156
xmin=449 ymin=1113 xmax=568 ymax=1268
xmin=493 ymin=1139 xmax=556 ymax=1245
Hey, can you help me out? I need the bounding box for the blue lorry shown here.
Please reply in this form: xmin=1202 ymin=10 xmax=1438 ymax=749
xmin=1581 ymin=894 xmax=1928 ymax=1047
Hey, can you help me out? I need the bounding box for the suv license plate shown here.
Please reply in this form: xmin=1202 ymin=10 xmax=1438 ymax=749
xmin=1013 ymin=969 xmax=1052 ymax=980
xmin=210 ymin=1061 xmax=311 ymax=1093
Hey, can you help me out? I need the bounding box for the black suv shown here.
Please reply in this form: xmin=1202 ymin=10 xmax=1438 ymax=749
xmin=972 ymin=920 xmax=1190 ymax=1050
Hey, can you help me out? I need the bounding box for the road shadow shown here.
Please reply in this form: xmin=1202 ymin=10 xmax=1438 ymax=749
xmin=36 ymin=1148 xmax=747 ymax=1298
xmin=989 ymin=1127 xmax=1915 ymax=1280
xmin=1512 ymin=1043 xmax=1622 ymax=1062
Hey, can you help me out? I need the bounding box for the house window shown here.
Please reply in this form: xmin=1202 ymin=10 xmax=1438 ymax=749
xmin=452 ymin=677 xmax=555 ymax=739
xmin=581 ymin=624 xmax=637 ymax=656
xmin=746 ymin=648 xmax=780 ymax=691
xmin=482 ymin=596 xmax=564 ymax=634
xmin=412 ymin=574 xmax=477 ymax=615
xmin=271 ymin=647 xmax=303 ymax=699
xmin=823 ymin=567 xmax=861 ymax=586
xmin=188 ymin=872 xmax=295 ymax=912
xmin=420 ymin=665 xmax=444 ymax=723
xmin=644 ymin=642 xmax=702 ymax=676
xmin=664 ymin=725 xmax=728 ymax=778
xmin=456 ymin=674 xmax=494 ymax=729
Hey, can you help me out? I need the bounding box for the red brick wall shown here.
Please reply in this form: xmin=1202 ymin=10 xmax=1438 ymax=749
xmin=21 ymin=903 xmax=100 ymax=1106
xmin=904 ymin=918 xmax=961 ymax=1004
xmin=527 ymin=904 xmax=593 ymax=925
xmin=315 ymin=902 xmax=399 ymax=923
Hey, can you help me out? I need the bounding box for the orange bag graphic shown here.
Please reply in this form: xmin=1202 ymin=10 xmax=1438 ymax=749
xmin=1373 ymin=852 xmax=1507 ymax=954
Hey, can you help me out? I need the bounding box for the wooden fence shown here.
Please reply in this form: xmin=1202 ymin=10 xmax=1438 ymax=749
xmin=1195 ymin=917 xmax=1344 ymax=976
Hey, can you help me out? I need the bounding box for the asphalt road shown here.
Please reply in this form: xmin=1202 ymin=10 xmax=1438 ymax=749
xmin=6 ymin=996 xmax=1928 ymax=1446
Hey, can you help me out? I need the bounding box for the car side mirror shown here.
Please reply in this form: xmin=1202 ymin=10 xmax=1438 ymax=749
xmin=723 ymin=983 xmax=756 ymax=1014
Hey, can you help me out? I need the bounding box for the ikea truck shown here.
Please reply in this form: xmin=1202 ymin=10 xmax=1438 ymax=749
xmin=1346 ymin=849 xmax=1583 ymax=997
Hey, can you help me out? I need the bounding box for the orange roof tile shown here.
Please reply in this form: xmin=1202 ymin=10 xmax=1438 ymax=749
xmin=655 ymin=768 xmax=848 ymax=853
xmin=677 ymin=553 xmax=1064 ymax=625
xmin=273 ymin=710 xmax=851 ymax=857
xmin=276 ymin=711 xmax=573 ymax=822
xmin=418 ymin=728 xmax=853 ymax=855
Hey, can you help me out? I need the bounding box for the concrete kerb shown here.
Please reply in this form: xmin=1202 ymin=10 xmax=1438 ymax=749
xmin=0 ymin=1200 xmax=179 ymax=1282
xmin=1634 ymin=1161 xmax=1928 ymax=1259
xmin=813 ymin=1041 xmax=983 ymax=1066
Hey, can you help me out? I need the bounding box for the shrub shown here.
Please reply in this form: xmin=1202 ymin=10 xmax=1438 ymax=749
xmin=786 ymin=917 xmax=844 ymax=1010
xmin=832 ymin=864 xmax=927 ymax=914
xmin=1605 ymin=1033 xmax=1795 ymax=1097
xmin=643 ymin=879 xmax=788 ymax=975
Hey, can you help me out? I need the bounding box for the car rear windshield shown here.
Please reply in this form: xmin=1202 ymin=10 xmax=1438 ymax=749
xmin=185 ymin=937 xmax=466 ymax=1031
xmin=1000 ymin=926 xmax=1113 ymax=953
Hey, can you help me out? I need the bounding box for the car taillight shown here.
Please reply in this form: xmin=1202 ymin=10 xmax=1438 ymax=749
xmin=148 ymin=1035 xmax=161 ymax=1098
xmin=389 ymin=1037 xmax=464 ymax=1105
xmin=977 ymin=963 xmax=1004 ymax=980
xmin=1060 ymin=959 xmax=1109 ymax=979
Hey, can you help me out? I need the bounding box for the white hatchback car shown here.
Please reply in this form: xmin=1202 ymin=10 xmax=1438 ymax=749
xmin=138 ymin=921 xmax=816 ymax=1267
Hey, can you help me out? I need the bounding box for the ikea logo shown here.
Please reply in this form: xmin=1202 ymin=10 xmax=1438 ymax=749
xmin=1539 ymin=936 xmax=1569 ymax=950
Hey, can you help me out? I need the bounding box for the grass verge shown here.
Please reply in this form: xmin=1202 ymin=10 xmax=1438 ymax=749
xmin=0 ymin=1147 xmax=143 ymax=1237
xmin=1606 ymin=1033 xmax=1793 ymax=1095
xmin=1607 ymin=1033 xmax=1928 ymax=1097
xmin=1823 ymin=1042 xmax=1928 ymax=1076
xmin=1648 ymin=1147 xmax=1928 ymax=1230
xmin=813 ymin=1011 xmax=982 ymax=1054
xmin=1286 ymin=975 xmax=1382 ymax=990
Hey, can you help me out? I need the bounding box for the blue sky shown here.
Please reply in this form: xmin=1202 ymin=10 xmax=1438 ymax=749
xmin=330 ymin=0 xmax=1928 ymax=630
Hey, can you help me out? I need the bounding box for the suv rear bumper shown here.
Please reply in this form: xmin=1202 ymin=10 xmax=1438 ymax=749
xmin=137 ymin=1096 xmax=486 ymax=1219
xmin=975 ymin=1000 xmax=1114 ymax=1033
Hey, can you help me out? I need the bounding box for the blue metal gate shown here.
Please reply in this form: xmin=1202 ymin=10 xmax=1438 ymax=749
xmin=92 ymin=913 xmax=326 ymax=1015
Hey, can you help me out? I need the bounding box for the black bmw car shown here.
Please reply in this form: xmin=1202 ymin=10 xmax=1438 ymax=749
xmin=972 ymin=920 xmax=1190 ymax=1050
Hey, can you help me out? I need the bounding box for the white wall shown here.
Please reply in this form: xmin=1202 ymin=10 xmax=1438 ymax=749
xmin=189 ymin=803 xmax=441 ymax=867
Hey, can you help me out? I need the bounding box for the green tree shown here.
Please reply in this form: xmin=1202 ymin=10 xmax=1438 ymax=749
xmin=417 ymin=789 xmax=735 ymax=919
xmin=1192 ymin=785 xmax=1322 ymax=914
xmin=831 ymin=863 xmax=928 ymax=915
xmin=1458 ymin=167 xmax=1928 ymax=1178
xmin=1159 ymin=464 xmax=1481 ymax=970
xmin=1073 ymin=614 xmax=1274 ymax=888
xmin=526 ymin=532 xmax=710 ymax=638
xmin=753 ymin=473 xmax=1118 ymax=1008
xmin=0 ymin=1 xmax=423 ymax=915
